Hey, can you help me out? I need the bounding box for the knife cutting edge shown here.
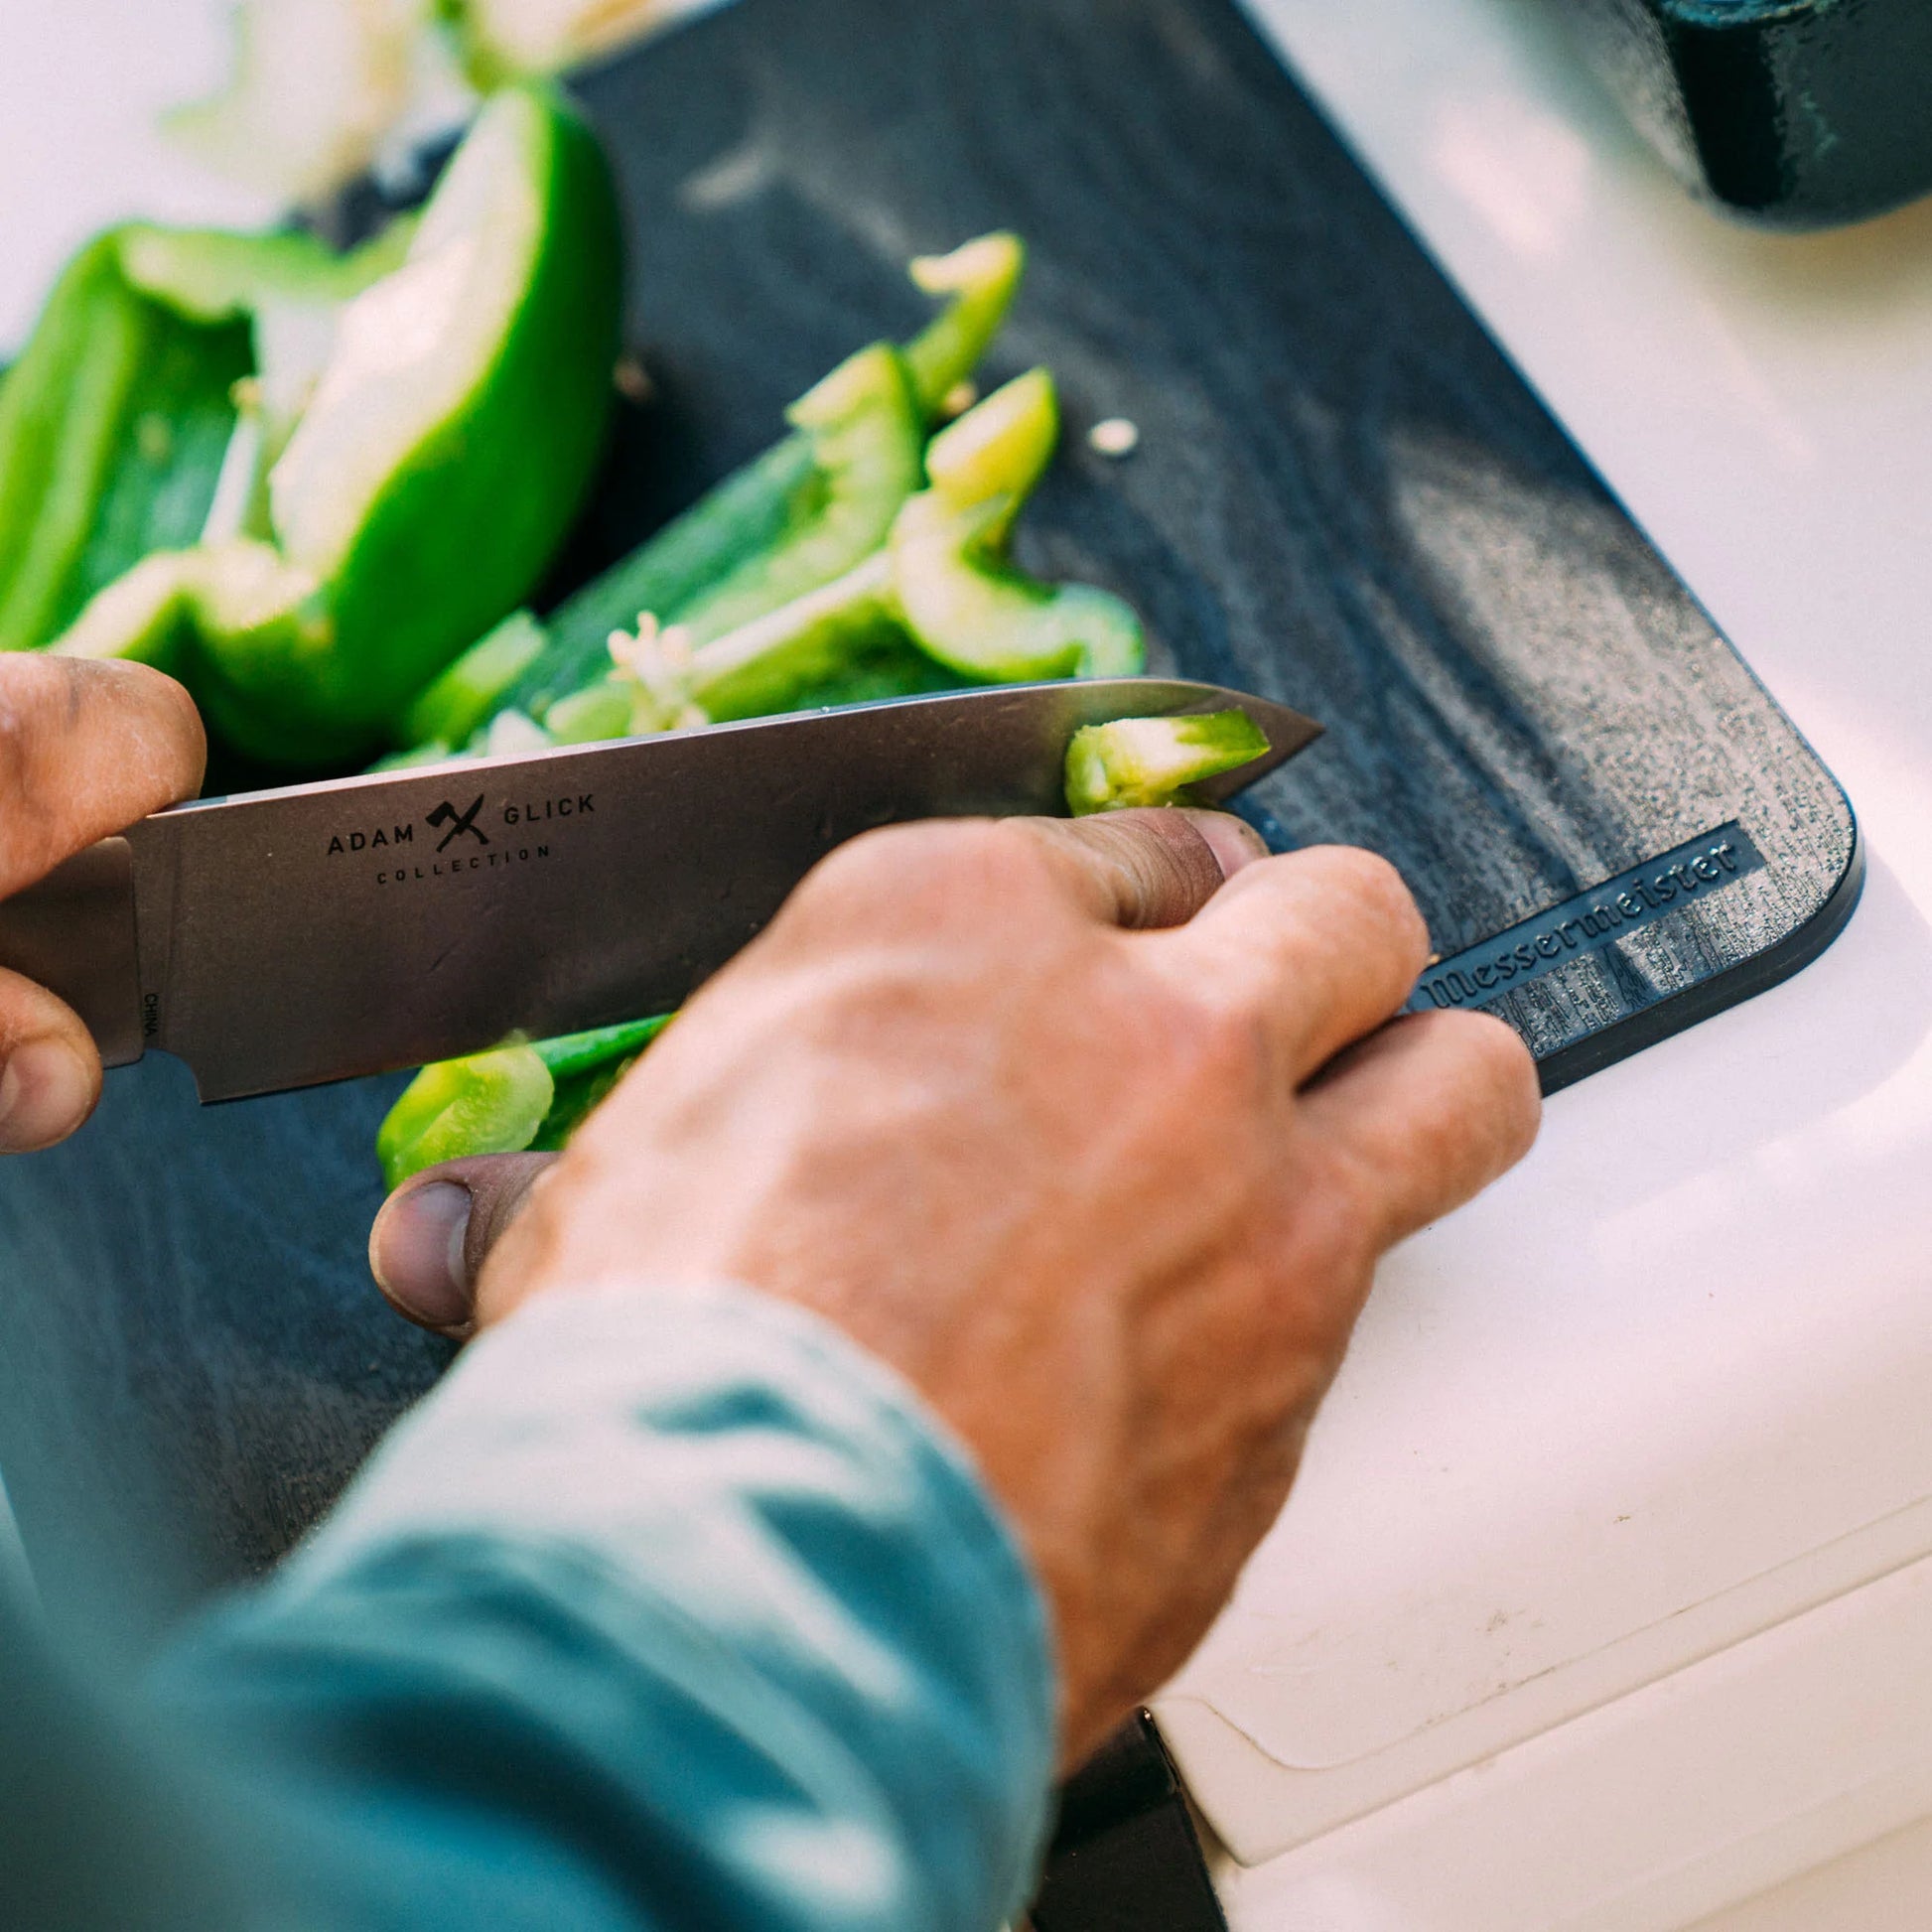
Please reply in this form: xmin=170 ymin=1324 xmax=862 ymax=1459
xmin=0 ymin=678 xmax=1319 ymax=1104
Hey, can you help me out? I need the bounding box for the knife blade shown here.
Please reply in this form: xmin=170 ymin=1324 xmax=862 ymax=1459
xmin=0 ymin=677 xmax=1319 ymax=1103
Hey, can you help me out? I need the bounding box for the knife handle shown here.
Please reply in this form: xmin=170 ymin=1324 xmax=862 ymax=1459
xmin=0 ymin=838 xmax=144 ymax=1070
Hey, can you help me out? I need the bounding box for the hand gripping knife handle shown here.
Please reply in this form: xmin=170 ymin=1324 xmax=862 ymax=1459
xmin=0 ymin=839 xmax=144 ymax=1068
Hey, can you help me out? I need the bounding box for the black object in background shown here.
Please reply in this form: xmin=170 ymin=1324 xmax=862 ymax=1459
xmin=1562 ymin=0 xmax=1932 ymax=226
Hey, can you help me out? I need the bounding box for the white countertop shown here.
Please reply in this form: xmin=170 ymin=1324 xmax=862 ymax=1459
xmin=1159 ymin=3 xmax=1932 ymax=1925
xmin=8 ymin=4 xmax=1932 ymax=1924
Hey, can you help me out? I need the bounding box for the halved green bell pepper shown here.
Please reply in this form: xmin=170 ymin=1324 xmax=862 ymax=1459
xmin=48 ymin=83 xmax=621 ymax=765
xmin=0 ymin=234 xmax=249 ymax=654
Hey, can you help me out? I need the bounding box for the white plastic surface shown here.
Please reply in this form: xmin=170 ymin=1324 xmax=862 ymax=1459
xmin=1211 ymin=1544 xmax=1932 ymax=1932
xmin=1153 ymin=0 xmax=1932 ymax=1921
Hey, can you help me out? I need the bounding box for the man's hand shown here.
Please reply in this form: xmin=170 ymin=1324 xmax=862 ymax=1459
xmin=0 ymin=657 xmax=206 ymax=1151
xmin=371 ymin=808 xmax=1538 ymax=1765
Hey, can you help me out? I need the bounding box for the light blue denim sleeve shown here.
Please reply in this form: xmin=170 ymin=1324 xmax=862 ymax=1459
xmin=148 ymin=1282 xmax=1058 ymax=1932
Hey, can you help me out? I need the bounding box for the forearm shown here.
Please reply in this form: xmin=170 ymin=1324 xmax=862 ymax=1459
xmin=149 ymin=1284 xmax=1056 ymax=1932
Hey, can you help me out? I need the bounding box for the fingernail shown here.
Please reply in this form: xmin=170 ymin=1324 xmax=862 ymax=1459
xmin=1179 ymin=809 xmax=1269 ymax=881
xmin=0 ymin=1038 xmax=95 ymax=1152
xmin=371 ymin=1180 xmax=475 ymax=1333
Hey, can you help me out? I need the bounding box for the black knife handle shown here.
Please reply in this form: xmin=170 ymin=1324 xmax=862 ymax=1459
xmin=0 ymin=838 xmax=144 ymax=1069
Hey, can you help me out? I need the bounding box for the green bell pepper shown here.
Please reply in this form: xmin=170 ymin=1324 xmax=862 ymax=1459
xmin=48 ymin=83 xmax=621 ymax=766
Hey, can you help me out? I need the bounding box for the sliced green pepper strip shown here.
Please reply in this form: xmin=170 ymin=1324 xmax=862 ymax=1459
xmin=490 ymin=235 xmax=1028 ymax=731
xmin=531 ymin=1015 xmax=672 ymax=1081
xmin=402 ymin=610 xmax=548 ymax=749
xmin=491 ymin=345 xmax=924 ymax=740
xmin=1064 ymin=711 xmax=1271 ymax=815
xmin=672 ymin=345 xmax=923 ymax=646
xmin=376 ymin=1014 xmax=672 ymax=1185
xmin=580 ymin=365 xmax=1143 ymax=728
xmin=901 ymin=232 xmax=1026 ymax=421
xmin=889 ymin=368 xmax=1145 ymax=682
xmin=685 ymin=551 xmax=901 ymax=723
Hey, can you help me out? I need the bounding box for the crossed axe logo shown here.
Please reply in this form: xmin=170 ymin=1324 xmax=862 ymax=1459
xmin=426 ymin=794 xmax=490 ymax=853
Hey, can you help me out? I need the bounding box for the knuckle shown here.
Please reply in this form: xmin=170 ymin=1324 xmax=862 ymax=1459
xmin=1159 ymin=980 xmax=1276 ymax=1112
xmin=1453 ymin=1011 xmax=1543 ymax=1143
xmin=1301 ymin=1138 xmax=1385 ymax=1259
xmin=1323 ymin=846 xmax=1427 ymax=945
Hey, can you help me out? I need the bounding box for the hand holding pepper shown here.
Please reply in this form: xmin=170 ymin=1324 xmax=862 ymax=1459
xmin=372 ymin=807 xmax=1541 ymax=1765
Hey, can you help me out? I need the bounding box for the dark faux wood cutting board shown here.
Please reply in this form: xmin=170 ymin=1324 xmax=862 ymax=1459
xmin=0 ymin=0 xmax=1857 ymax=1682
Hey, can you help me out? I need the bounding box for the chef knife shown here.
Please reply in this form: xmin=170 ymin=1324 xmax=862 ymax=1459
xmin=0 ymin=677 xmax=1318 ymax=1103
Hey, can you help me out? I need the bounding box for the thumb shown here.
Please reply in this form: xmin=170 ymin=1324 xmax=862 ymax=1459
xmin=369 ymin=1152 xmax=558 ymax=1338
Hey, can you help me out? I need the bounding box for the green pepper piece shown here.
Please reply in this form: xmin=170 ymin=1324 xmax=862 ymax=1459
xmin=528 ymin=1014 xmax=673 ymax=1149
xmin=57 ymin=84 xmax=622 ymax=766
xmin=672 ymin=345 xmax=923 ymax=646
xmin=530 ymin=1016 xmax=671 ymax=1081
xmin=572 ymin=548 xmax=940 ymax=739
xmin=376 ymin=1014 xmax=671 ymax=1185
xmin=376 ymin=1039 xmax=555 ymax=1190
xmin=901 ymin=232 xmax=1025 ymax=421
xmin=681 ymin=551 xmax=902 ymax=723
xmin=489 ymin=235 xmax=1027 ymax=729
xmin=584 ymin=364 xmax=1144 ymax=730
xmin=503 ymin=340 xmax=922 ymax=730
xmin=401 ymin=610 xmax=549 ymax=749
xmin=889 ymin=368 xmax=1146 ymax=682
xmin=0 ymin=236 xmax=250 ymax=654
xmin=1064 ymin=711 xmax=1271 ymax=815
xmin=0 ymin=219 xmax=422 ymax=664
xmin=479 ymin=345 xmax=925 ymax=739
